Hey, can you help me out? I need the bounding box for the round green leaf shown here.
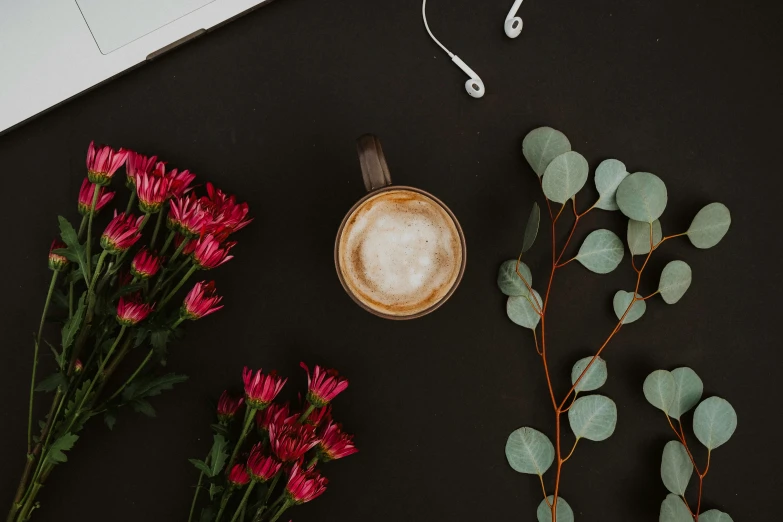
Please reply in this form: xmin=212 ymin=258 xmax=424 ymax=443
xmin=627 ymin=219 xmax=662 ymax=256
xmin=693 ymin=397 xmax=737 ymax=450
xmin=498 ymin=260 xmax=533 ymax=296
xmin=507 ymin=290 xmax=542 ymax=329
xmin=612 ymin=291 xmax=645 ymax=324
xmin=542 ymin=151 xmax=589 ymax=204
xmin=669 ymin=367 xmax=703 ymax=420
xmin=522 ymin=127 xmax=572 ymax=177
xmin=505 ymin=427 xmax=555 ymax=475
xmin=576 ymin=229 xmax=624 ymax=274
xmin=687 ymin=202 xmax=731 ymax=249
xmin=616 ymin=172 xmax=668 ymax=223
xmin=643 ymin=370 xmax=676 ymax=414
xmin=570 ymin=356 xmax=607 ymax=393
xmin=660 ymin=494 xmax=692 ymax=522
xmin=699 ymin=510 xmax=734 ymax=522
xmin=522 ymin=202 xmax=541 ymax=253
xmin=594 ymin=159 xmax=628 ymax=211
xmin=658 ymin=260 xmax=692 ymax=304
xmin=568 ymin=395 xmax=617 ymax=441
xmin=536 ymin=496 xmax=575 ymax=522
xmin=661 ymin=441 xmax=693 ymax=495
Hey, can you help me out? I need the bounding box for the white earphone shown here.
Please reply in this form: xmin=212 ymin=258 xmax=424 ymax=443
xmin=504 ymin=0 xmax=524 ymax=38
xmin=422 ymin=0 xmax=485 ymax=98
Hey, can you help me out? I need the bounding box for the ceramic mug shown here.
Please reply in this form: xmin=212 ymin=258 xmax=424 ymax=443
xmin=334 ymin=134 xmax=466 ymax=320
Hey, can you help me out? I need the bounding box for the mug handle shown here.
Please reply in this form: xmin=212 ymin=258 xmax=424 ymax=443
xmin=356 ymin=134 xmax=392 ymax=191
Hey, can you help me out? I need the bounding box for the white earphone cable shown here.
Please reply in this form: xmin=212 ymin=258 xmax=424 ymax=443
xmin=422 ymin=0 xmax=454 ymax=58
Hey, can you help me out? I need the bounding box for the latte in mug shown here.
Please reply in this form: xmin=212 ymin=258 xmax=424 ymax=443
xmin=337 ymin=188 xmax=464 ymax=318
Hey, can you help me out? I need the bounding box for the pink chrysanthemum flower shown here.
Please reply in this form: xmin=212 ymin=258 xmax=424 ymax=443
xmin=48 ymin=240 xmax=69 ymax=271
xmin=168 ymin=195 xmax=212 ymax=237
xmin=181 ymin=281 xmax=224 ymax=320
xmin=268 ymin=421 xmax=319 ymax=462
xmin=100 ymin=212 xmax=145 ymax=254
xmin=166 ymin=168 xmax=196 ymax=199
xmin=217 ymin=391 xmax=244 ymax=423
xmin=86 ymin=141 xmax=129 ymax=186
xmin=200 ymin=183 xmax=252 ymax=237
xmin=242 ymin=367 xmax=287 ymax=409
xmin=191 ymin=234 xmax=235 ymax=270
xmin=227 ymin=464 xmax=250 ymax=487
xmin=256 ymin=402 xmax=293 ymax=433
xmin=78 ymin=178 xmax=115 ymax=216
xmin=285 ymin=462 xmax=328 ymax=504
xmin=300 ymin=363 xmax=349 ymax=408
xmin=74 ymin=359 xmax=83 ymax=373
xmin=116 ymin=294 xmax=154 ymax=326
xmin=130 ymin=248 xmax=161 ymax=279
xmin=125 ymin=151 xmax=158 ymax=187
xmin=247 ymin=443 xmax=283 ymax=483
xmin=135 ymin=170 xmax=170 ymax=214
xmin=317 ymin=421 xmax=358 ymax=462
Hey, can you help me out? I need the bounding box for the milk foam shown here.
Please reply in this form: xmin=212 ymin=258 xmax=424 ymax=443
xmin=338 ymin=190 xmax=463 ymax=316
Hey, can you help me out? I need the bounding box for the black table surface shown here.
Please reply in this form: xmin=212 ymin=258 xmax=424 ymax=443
xmin=1 ymin=0 xmax=781 ymax=520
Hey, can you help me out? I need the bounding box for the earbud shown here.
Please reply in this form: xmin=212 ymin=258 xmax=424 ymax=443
xmin=422 ymin=0 xmax=485 ymax=99
xmin=452 ymin=55 xmax=485 ymax=98
xmin=504 ymin=0 xmax=524 ymax=38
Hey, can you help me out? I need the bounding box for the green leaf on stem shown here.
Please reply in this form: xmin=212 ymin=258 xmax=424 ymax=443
xmin=659 ymin=494 xmax=692 ymax=522
xmin=507 ymin=290 xmax=542 ymax=329
xmin=61 ymin=293 xmax=86 ymax=351
xmin=45 ymin=432 xmax=79 ymax=465
xmin=568 ymin=395 xmax=617 ymax=441
xmin=570 ymin=356 xmax=607 ymax=393
xmin=207 ymin=485 xmax=223 ymax=502
xmin=104 ymin=412 xmax=117 ymax=430
xmin=612 ymin=291 xmax=645 ymax=324
xmin=189 ymin=458 xmax=213 ymax=476
xmin=627 ymin=219 xmax=662 ymax=256
xmin=576 ymin=229 xmax=624 ymax=274
xmin=542 ymin=151 xmax=589 ymax=203
xmin=594 ymin=159 xmax=628 ymax=211
xmin=45 ymin=339 xmax=67 ymax=370
xmin=35 ymin=372 xmax=68 ymax=392
xmin=522 ymin=202 xmax=541 ymax=253
xmin=699 ymin=510 xmax=734 ymax=522
xmin=687 ymin=202 xmax=731 ymax=249
xmin=207 ymin=434 xmax=229 ymax=477
xmin=505 ymin=427 xmax=555 ymax=475
xmin=498 ymin=260 xmax=533 ymax=297
xmin=132 ymin=399 xmax=156 ymax=417
xmin=658 ymin=261 xmax=692 ymax=304
xmin=122 ymin=373 xmax=188 ymax=402
xmin=57 ymin=216 xmax=89 ymax=280
xmin=536 ymin=496 xmax=574 ymax=522
xmin=64 ymin=379 xmax=93 ymax=432
xmin=616 ymin=172 xmax=668 ymax=223
xmin=693 ymin=397 xmax=737 ymax=450
xmin=669 ymin=367 xmax=703 ymax=420
xmin=522 ymin=127 xmax=572 ymax=177
xmin=643 ymin=370 xmax=676 ymax=414
xmin=661 ymin=441 xmax=692 ymax=496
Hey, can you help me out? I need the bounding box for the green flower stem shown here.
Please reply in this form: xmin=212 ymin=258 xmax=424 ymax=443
xmin=172 ymin=316 xmax=186 ymax=329
xmin=229 ymin=482 xmax=257 ymax=522
xmin=268 ymin=500 xmax=292 ymax=522
xmin=150 ymin=209 xmax=165 ymax=248
xmin=68 ymin=280 xmax=74 ymax=320
xmin=169 ymin=237 xmax=189 ymax=263
xmin=26 ymin=272 xmax=59 ymax=454
xmin=94 ymin=336 xmax=134 ymax=399
xmin=227 ymin=406 xmax=256 ymax=471
xmin=264 ymin=474 xmax=281 ymax=503
xmin=87 ymin=250 xmax=109 ymax=296
xmin=85 ymin=186 xmax=100 ymax=281
xmin=159 ymin=230 xmax=175 ymax=256
xmin=299 ymin=404 xmax=316 ymax=423
xmin=125 ymin=191 xmax=137 ymax=214
xmin=77 ymin=215 xmax=88 ymax=239
xmin=159 ymin=265 xmax=198 ymax=309
xmin=306 ymin=455 xmax=319 ymax=469
xmin=104 ymin=348 xmax=153 ymax=404
xmin=214 ymin=488 xmax=235 ymax=522
xmin=187 ymin=453 xmax=210 ymax=522
xmin=139 ymin=213 xmax=151 ymax=232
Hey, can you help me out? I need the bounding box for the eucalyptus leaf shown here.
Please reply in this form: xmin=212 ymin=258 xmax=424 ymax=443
xmin=505 ymin=427 xmax=555 ymax=475
xmin=616 ymin=172 xmax=668 ymax=223
xmin=612 ymin=291 xmax=645 ymax=324
xmin=658 ymin=261 xmax=692 ymax=304
xmin=498 ymin=260 xmax=533 ymax=297
xmin=536 ymin=496 xmax=575 ymax=522
xmin=568 ymin=395 xmax=617 ymax=441
xmin=687 ymin=202 xmax=731 ymax=249
xmin=507 ymin=290 xmax=542 ymax=329
xmin=522 ymin=202 xmax=541 ymax=253
xmin=643 ymin=370 xmax=676 ymax=414
xmin=522 ymin=127 xmax=572 ymax=177
xmin=594 ymin=159 xmax=628 ymax=211
xmin=659 ymin=494 xmax=692 ymax=522
xmin=627 ymin=219 xmax=662 ymax=256
xmin=693 ymin=397 xmax=737 ymax=450
xmin=570 ymin=356 xmax=607 ymax=393
xmin=661 ymin=441 xmax=693 ymax=496
xmin=542 ymin=152 xmax=589 ymax=204
xmin=699 ymin=510 xmax=734 ymax=522
xmin=669 ymin=367 xmax=703 ymax=420
xmin=576 ymin=229 xmax=624 ymax=274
